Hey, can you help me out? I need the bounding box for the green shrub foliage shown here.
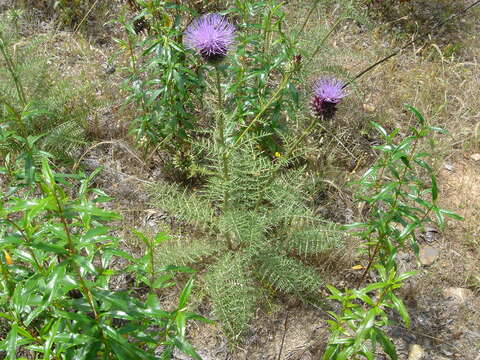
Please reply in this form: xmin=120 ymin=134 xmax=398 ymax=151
xmin=0 ymin=150 xmax=207 ymax=359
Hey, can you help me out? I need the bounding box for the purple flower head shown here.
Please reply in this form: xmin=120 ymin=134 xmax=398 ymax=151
xmin=183 ymin=13 xmax=235 ymax=63
xmin=311 ymin=77 xmax=346 ymax=119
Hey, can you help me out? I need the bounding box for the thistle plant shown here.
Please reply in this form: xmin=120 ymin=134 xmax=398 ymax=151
xmin=144 ymin=0 xmax=352 ymax=339
xmin=121 ymin=0 xmax=371 ymax=344
xmin=311 ymin=77 xmax=346 ymax=119
xmin=120 ymin=1 xmax=205 ymax=166
xmin=0 ymin=14 xmax=92 ymax=162
xmin=183 ymin=13 xmax=236 ymax=63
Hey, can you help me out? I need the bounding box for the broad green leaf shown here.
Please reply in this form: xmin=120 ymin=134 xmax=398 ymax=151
xmin=155 ymin=232 xmax=169 ymax=244
xmin=43 ymin=319 xmax=60 ymax=360
xmin=431 ymin=175 xmax=438 ymax=201
xmin=390 ymin=293 xmax=410 ymax=327
xmin=322 ymin=344 xmax=339 ymax=360
xmin=173 ymin=337 xmax=202 ymax=360
xmin=405 ymin=105 xmax=425 ymax=125
xmin=372 ymin=327 xmax=398 ymax=360
xmin=68 ymin=204 xmax=121 ymax=220
xmin=439 ymin=209 xmax=463 ymax=221
xmin=152 ymin=273 xmax=175 ymax=289
xmin=354 ymin=309 xmax=376 ymax=348
xmin=433 ymin=206 xmax=445 ymax=229
xmin=370 ymin=121 xmax=388 ymax=138
xmin=81 ymin=226 xmax=110 ymax=243
xmin=41 ymin=158 xmax=56 ymax=188
xmin=176 ymin=311 xmax=186 ymax=338
xmin=7 ymin=324 xmax=17 ymax=360
xmin=178 ymin=278 xmax=194 ymax=309
xmin=185 ymin=312 xmax=214 ymax=324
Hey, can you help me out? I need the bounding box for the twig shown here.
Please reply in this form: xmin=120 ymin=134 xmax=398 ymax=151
xmin=277 ymin=313 xmax=289 ymax=360
xmin=73 ymin=0 xmax=101 ymax=34
xmin=345 ymin=0 xmax=480 ymax=88
xmin=73 ymin=140 xmax=145 ymax=171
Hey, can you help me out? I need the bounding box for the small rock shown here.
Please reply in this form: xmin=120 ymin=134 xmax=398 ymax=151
xmin=442 ymin=287 xmax=473 ymax=303
xmin=440 ymin=347 xmax=454 ymax=356
xmin=408 ymin=344 xmax=424 ymax=360
xmin=470 ymin=153 xmax=480 ymax=161
xmin=104 ymin=65 xmax=116 ymax=75
xmin=443 ymin=163 xmax=455 ymax=172
xmin=423 ymin=226 xmax=439 ymax=243
xmin=419 ymin=246 xmax=440 ymax=266
xmin=363 ymin=103 xmax=376 ymax=112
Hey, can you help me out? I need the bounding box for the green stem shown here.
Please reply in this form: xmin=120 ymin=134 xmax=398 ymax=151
xmin=51 ymin=187 xmax=100 ymax=321
xmin=263 ymin=5 xmax=273 ymax=58
xmin=0 ymin=37 xmax=27 ymax=107
xmin=126 ymin=32 xmax=138 ymax=75
xmin=215 ymin=66 xmax=230 ymax=211
xmin=306 ymin=18 xmax=343 ymax=67
xmin=149 ymin=243 xmax=155 ymax=289
xmin=295 ymin=0 xmax=320 ymax=39
xmin=233 ymin=70 xmax=294 ymax=148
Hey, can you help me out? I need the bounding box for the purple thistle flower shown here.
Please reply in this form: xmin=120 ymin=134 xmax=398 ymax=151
xmin=311 ymin=77 xmax=346 ymax=119
xmin=183 ymin=13 xmax=235 ymax=63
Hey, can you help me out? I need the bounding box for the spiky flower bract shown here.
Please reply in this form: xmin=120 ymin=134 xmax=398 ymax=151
xmin=183 ymin=13 xmax=235 ymax=63
xmin=311 ymin=77 xmax=346 ymax=119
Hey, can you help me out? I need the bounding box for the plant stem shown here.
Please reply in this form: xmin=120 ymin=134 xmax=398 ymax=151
xmin=233 ymin=70 xmax=294 ymax=148
xmin=51 ymin=187 xmax=99 ymax=321
xmin=306 ymin=18 xmax=343 ymax=67
xmin=0 ymin=36 xmax=27 ymax=107
xmin=295 ymin=0 xmax=320 ymax=39
xmin=263 ymin=5 xmax=273 ymax=58
xmin=149 ymin=242 xmax=155 ymax=289
xmin=215 ymin=66 xmax=230 ymax=211
xmin=126 ymin=32 xmax=138 ymax=75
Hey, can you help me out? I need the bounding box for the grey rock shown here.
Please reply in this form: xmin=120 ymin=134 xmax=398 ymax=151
xmin=419 ymin=246 xmax=440 ymax=266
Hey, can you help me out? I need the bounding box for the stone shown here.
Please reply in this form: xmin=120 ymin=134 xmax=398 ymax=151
xmin=442 ymin=287 xmax=473 ymax=303
xmin=470 ymin=153 xmax=480 ymax=161
xmin=363 ymin=103 xmax=376 ymax=112
xmin=419 ymin=246 xmax=440 ymax=266
xmin=443 ymin=163 xmax=455 ymax=172
xmin=408 ymin=344 xmax=425 ymax=360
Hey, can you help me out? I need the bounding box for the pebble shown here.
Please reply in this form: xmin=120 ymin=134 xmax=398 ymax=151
xmin=442 ymin=287 xmax=473 ymax=303
xmin=419 ymin=246 xmax=440 ymax=266
xmin=363 ymin=103 xmax=376 ymax=112
xmin=443 ymin=163 xmax=455 ymax=172
xmin=408 ymin=344 xmax=425 ymax=360
xmin=423 ymin=226 xmax=438 ymax=243
xmin=470 ymin=153 xmax=480 ymax=161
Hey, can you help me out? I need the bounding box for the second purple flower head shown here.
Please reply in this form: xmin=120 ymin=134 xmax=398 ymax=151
xmin=183 ymin=13 xmax=235 ymax=63
xmin=311 ymin=77 xmax=346 ymax=119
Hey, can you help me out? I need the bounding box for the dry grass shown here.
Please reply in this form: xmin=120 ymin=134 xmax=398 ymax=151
xmin=289 ymin=0 xmax=480 ymax=163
